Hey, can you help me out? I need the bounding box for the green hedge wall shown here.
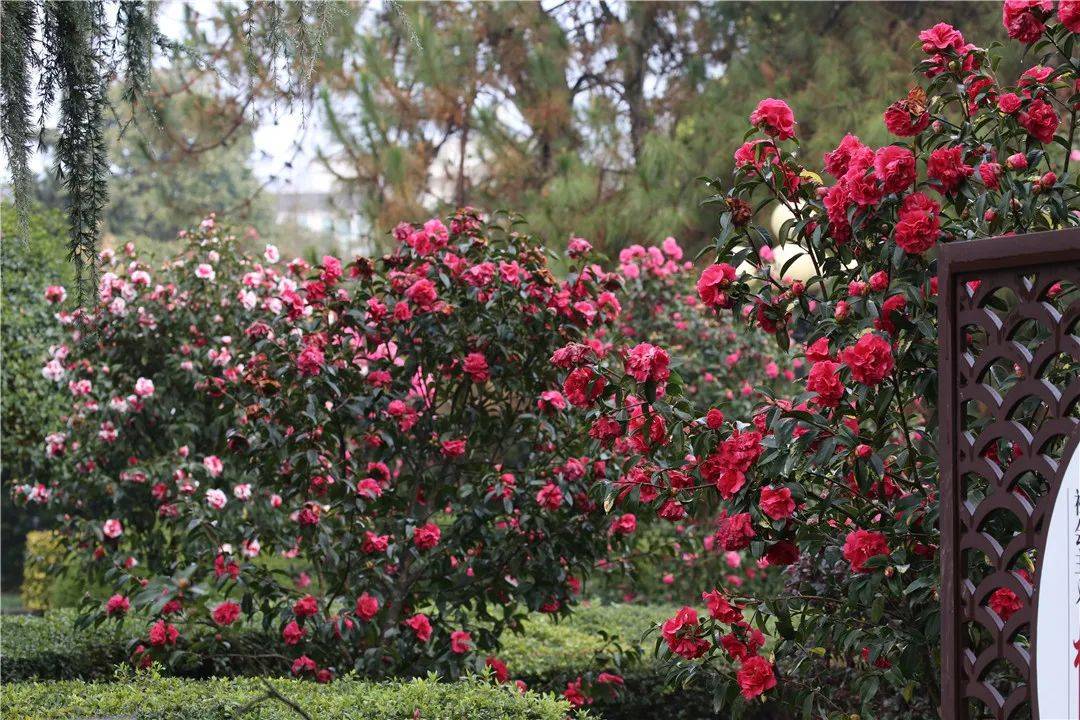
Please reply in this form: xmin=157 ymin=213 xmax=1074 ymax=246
xmin=0 ymin=676 xmax=570 ymax=720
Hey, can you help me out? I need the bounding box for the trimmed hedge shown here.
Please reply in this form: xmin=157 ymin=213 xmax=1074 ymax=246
xmin=0 ymin=605 xmax=726 ymax=719
xmin=0 ymin=676 xmax=571 ymax=720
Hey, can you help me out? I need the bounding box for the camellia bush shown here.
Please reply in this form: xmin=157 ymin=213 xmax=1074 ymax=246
xmin=590 ymin=237 xmax=799 ymax=606
xmin=19 ymin=209 xmax=634 ymax=685
xmin=561 ymin=4 xmax=1079 ymax=717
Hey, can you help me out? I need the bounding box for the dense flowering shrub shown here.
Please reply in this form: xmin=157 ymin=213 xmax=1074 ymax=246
xmin=562 ymin=6 xmax=1079 ymax=716
xmin=589 ymin=238 xmax=798 ymax=605
xmin=19 ymin=210 xmax=632 ymax=683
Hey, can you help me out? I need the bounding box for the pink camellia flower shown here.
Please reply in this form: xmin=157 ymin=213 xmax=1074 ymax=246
xmin=203 ymin=455 xmax=224 ymax=477
xmin=843 ymin=529 xmax=891 ymax=573
xmin=567 ymin=236 xmax=593 ymax=258
xmin=103 ymin=518 xmax=123 ymax=539
xmin=536 ymin=483 xmax=564 ymax=510
xmin=264 ymin=244 xmax=280 ymax=263
xmin=440 ymin=439 xmax=466 ymax=457
xmin=610 ymin=513 xmax=637 ymax=535
xmin=355 ymin=592 xmax=380 ymax=621
xmin=212 ymin=601 xmax=242 ymax=626
xmin=661 ymin=236 xmax=683 ymax=260
xmin=625 ymin=343 xmax=670 ymax=384
xmin=296 ymin=344 xmax=325 ymax=377
xmin=205 ymin=488 xmax=228 ymax=510
xmin=697 ymin=263 xmax=736 ymax=309
xmin=105 ymin=594 xmax=131 ymax=616
xmin=195 ymin=263 xmax=216 ymax=281
xmin=405 ymin=613 xmax=432 ymax=642
xmin=44 ymin=285 xmax=67 ymax=304
xmin=413 ymin=523 xmax=441 ymax=550
xmin=450 ymin=630 xmax=472 ymax=654
xmin=134 ymin=377 xmax=155 ymax=397
xmin=749 ymin=98 xmax=796 ymax=140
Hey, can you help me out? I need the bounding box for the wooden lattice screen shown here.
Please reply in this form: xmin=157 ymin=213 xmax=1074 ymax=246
xmin=939 ymin=229 xmax=1080 ymax=720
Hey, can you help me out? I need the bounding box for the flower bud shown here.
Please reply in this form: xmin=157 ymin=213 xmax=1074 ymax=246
xmin=1006 ymin=153 xmax=1027 ymax=170
xmin=834 ymin=301 xmax=850 ymax=321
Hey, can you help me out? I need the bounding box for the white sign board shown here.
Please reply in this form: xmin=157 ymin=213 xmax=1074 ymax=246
xmin=1036 ymin=441 xmax=1080 ymax=720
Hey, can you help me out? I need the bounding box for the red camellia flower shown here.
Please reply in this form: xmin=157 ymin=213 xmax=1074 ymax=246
xmin=291 ymin=655 xmax=317 ymax=676
xmin=610 ymin=513 xmax=637 ymax=535
xmin=927 ymin=145 xmax=974 ymax=194
xmin=749 ymin=98 xmax=796 ymax=140
xmin=625 ymin=343 xmax=671 ymax=384
xmin=840 ymin=333 xmax=894 ymax=386
xmin=661 ymin=607 xmax=711 ymax=659
xmin=759 ymin=485 xmax=796 ymax=520
xmin=149 ymin=619 xmax=179 ymax=647
xmin=462 ymin=352 xmax=490 ymax=383
xmin=563 ymin=367 xmax=606 ymax=407
xmin=736 ymin=656 xmax=778 ymax=699
xmin=893 ymin=191 xmax=941 ymax=255
xmin=876 ymin=294 xmax=908 ymax=335
xmin=765 ymin=540 xmax=800 ymax=567
xmin=873 ymin=145 xmax=916 ymax=194
xmin=1002 ymin=0 xmax=1051 ymax=43
xmin=715 ymin=511 xmax=756 ymax=551
xmin=806 ymin=360 xmax=845 ymax=407
xmin=485 ymin=656 xmax=509 ymax=683
xmin=696 ymin=263 xmax=737 ymax=308
xmin=988 ymin=587 xmax=1023 ymax=621
xmin=842 ymin=529 xmax=891 ymax=573
xmin=823 ymin=134 xmax=867 ymax=177
xmin=105 ymin=594 xmax=131 ymax=616
xmin=1019 ymin=98 xmax=1060 ymax=143
xmin=703 ymin=589 xmax=744 ymax=624
xmin=1060 ymin=0 xmax=1080 ymax=32
xmin=212 ymin=601 xmax=242 ymax=626
xmin=282 ymin=620 xmax=306 ymax=645
xmin=450 ymin=630 xmax=472 ymax=654
xmin=413 ymin=523 xmax=442 ymax=550
xmin=405 ymin=613 xmax=432 ymax=642
xmin=355 ymin=592 xmax=380 ymax=621
xmin=883 ymin=93 xmax=931 ymax=137
xmin=293 ymin=594 xmax=319 ymax=618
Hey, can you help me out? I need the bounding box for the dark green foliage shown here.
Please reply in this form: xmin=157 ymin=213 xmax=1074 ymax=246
xmin=0 ymin=204 xmax=71 ymax=590
xmin=1 ymin=676 xmax=572 ymax=720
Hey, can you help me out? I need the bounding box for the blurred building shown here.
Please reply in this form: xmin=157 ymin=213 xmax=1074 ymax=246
xmin=271 ymin=191 xmax=373 ymax=257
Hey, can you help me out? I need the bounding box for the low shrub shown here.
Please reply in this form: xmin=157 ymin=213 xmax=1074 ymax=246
xmin=0 ymin=675 xmax=571 ymax=720
xmin=0 ymin=604 xmax=752 ymax=718
xmin=19 ymin=530 xmax=107 ymax=612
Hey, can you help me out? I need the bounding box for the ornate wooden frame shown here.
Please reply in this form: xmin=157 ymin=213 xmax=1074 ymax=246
xmin=938 ymin=228 xmax=1080 ymax=720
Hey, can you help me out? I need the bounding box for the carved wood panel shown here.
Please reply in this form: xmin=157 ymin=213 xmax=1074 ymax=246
xmin=939 ymin=229 xmax=1080 ymax=720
